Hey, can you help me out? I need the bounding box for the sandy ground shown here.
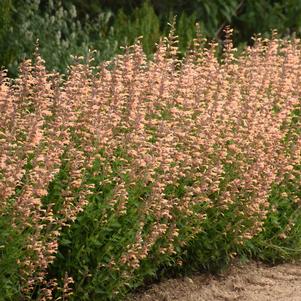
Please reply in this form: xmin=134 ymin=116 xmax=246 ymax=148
xmin=130 ymin=261 xmax=301 ymax=301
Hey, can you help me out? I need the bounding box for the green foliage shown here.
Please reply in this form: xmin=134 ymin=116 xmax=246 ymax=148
xmin=176 ymin=12 xmax=198 ymax=52
xmin=114 ymin=1 xmax=161 ymax=56
xmin=44 ymin=152 xmax=200 ymax=300
xmin=0 ymin=0 xmax=13 ymax=70
xmin=232 ymin=0 xmax=301 ymax=43
xmin=247 ymin=181 xmax=301 ymax=263
xmin=3 ymin=148 xmax=301 ymax=300
xmin=45 ymin=146 xmax=301 ymax=300
xmin=0 ymin=0 xmax=117 ymax=76
xmin=97 ymin=0 xmax=301 ymax=42
xmin=3 ymin=0 xmax=301 ymax=76
xmin=243 ymin=106 xmax=301 ymax=263
xmin=0 ymin=213 xmax=23 ymax=300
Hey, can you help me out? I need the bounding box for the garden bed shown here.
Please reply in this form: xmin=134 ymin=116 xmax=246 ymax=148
xmin=131 ymin=260 xmax=301 ymax=301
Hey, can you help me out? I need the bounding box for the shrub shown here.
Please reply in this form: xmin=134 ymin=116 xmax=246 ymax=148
xmin=0 ymin=0 xmax=117 ymax=77
xmin=1 ymin=28 xmax=301 ymax=300
xmin=114 ymin=1 xmax=161 ymax=56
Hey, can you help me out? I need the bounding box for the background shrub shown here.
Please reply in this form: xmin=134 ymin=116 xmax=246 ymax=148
xmin=0 ymin=0 xmax=117 ymax=77
xmin=3 ymin=0 xmax=301 ymax=76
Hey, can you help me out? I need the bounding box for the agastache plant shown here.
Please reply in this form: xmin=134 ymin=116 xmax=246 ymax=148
xmin=0 ymin=27 xmax=301 ymax=300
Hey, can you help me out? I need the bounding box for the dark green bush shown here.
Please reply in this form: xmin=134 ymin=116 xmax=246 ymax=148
xmin=3 ymin=0 xmax=301 ymax=76
xmin=0 ymin=0 xmax=117 ymax=77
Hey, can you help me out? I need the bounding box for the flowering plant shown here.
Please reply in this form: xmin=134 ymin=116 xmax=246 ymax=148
xmin=1 ymin=27 xmax=301 ymax=300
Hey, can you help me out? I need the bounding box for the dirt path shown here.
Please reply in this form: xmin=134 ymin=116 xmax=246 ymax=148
xmin=131 ymin=261 xmax=301 ymax=301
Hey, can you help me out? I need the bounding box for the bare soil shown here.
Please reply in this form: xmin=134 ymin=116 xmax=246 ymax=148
xmin=130 ymin=261 xmax=301 ymax=301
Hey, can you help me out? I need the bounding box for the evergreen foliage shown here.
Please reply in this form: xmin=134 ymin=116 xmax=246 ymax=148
xmin=2 ymin=0 xmax=301 ymax=76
